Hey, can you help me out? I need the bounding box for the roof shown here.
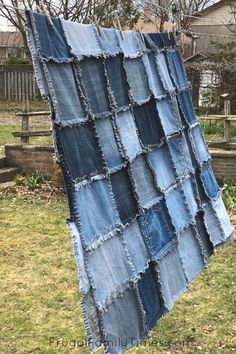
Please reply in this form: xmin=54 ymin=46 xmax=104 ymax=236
xmin=193 ymin=0 xmax=227 ymax=17
xmin=0 ymin=32 xmax=24 ymax=47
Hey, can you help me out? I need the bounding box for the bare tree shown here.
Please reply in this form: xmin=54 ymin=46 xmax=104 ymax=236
xmin=0 ymin=0 xmax=139 ymax=57
xmin=139 ymin=0 xmax=214 ymax=31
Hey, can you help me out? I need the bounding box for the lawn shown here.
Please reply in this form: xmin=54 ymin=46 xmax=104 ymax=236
xmin=0 ymin=191 xmax=235 ymax=354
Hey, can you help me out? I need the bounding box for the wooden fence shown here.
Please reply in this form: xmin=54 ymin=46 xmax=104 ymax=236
xmin=0 ymin=64 xmax=40 ymax=100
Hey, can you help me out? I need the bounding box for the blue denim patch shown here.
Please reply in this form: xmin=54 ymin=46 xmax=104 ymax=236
xmin=96 ymin=27 xmax=121 ymax=55
xmin=130 ymin=154 xmax=161 ymax=208
xmin=118 ymin=31 xmax=143 ymax=57
xmin=166 ymin=49 xmax=188 ymax=90
xmin=79 ymin=57 xmax=110 ymax=115
xmin=200 ymin=162 xmax=220 ymax=200
xmin=167 ymin=132 xmax=193 ymax=177
xmin=95 ymin=116 xmax=124 ymax=171
xmin=178 ymin=90 xmax=198 ymax=125
xmin=123 ymin=220 xmax=149 ymax=275
xmin=142 ymin=52 xmax=166 ymax=99
xmin=155 ymin=52 xmax=175 ymax=92
xmin=101 ymin=286 xmax=145 ymax=353
xmin=133 ymin=99 xmax=164 ymax=147
xmin=139 ymin=200 xmax=175 ymax=259
xmin=195 ymin=211 xmax=214 ymax=258
xmin=115 ymin=109 xmax=143 ymax=160
xmin=146 ymin=32 xmax=176 ymax=49
xmin=30 ymin=12 xmax=70 ymax=61
xmin=212 ymin=196 xmax=234 ymax=240
xmin=86 ymin=234 xmax=134 ymax=308
xmin=138 ymin=265 xmax=165 ymax=331
xmin=46 ymin=63 xmax=86 ymax=125
xmin=148 ymin=143 xmax=176 ymax=192
xmin=178 ymin=226 xmax=205 ymax=283
xmin=182 ymin=176 xmax=200 ymax=218
xmin=156 ymin=96 xmax=182 ymax=136
xmin=61 ymin=20 xmax=101 ymax=57
xmin=105 ymin=55 xmax=130 ymax=108
xmin=74 ymin=179 xmax=120 ymax=248
xmin=157 ymin=246 xmax=187 ymax=310
xmin=123 ymin=57 xmax=152 ymax=103
xmin=110 ymin=168 xmax=138 ymax=225
xmin=203 ymin=201 xmax=226 ymax=246
xmin=189 ymin=125 xmax=210 ymax=165
xmin=165 ymin=186 xmax=192 ymax=232
xmin=57 ymin=122 xmax=105 ymax=180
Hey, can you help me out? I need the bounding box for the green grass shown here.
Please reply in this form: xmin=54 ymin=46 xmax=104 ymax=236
xmin=0 ymin=193 xmax=235 ymax=354
xmin=201 ymin=120 xmax=236 ymax=142
xmin=0 ymin=100 xmax=48 ymax=113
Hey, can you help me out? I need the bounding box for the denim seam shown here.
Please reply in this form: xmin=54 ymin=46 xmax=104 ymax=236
xmin=154 ymin=52 xmax=176 ymax=95
xmin=202 ymin=201 xmax=226 ymax=244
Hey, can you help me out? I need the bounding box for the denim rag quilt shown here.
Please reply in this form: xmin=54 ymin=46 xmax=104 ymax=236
xmin=25 ymin=11 xmax=235 ymax=354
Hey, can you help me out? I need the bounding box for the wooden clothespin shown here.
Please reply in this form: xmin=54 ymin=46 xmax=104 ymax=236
xmin=95 ymin=16 xmax=102 ymax=36
xmin=137 ymin=24 xmax=144 ymax=42
xmin=40 ymin=1 xmax=53 ymax=26
xmin=36 ymin=4 xmax=43 ymax=13
xmin=117 ymin=17 xmax=124 ymax=40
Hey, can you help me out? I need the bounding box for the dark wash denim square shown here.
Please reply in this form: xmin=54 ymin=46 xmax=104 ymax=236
xmin=138 ymin=264 xmax=165 ymax=330
xmin=57 ymin=122 xmax=105 ymax=180
xmin=139 ymin=199 xmax=174 ymax=259
xmin=29 ymin=11 xmax=70 ymax=60
xmin=133 ymin=99 xmax=164 ymax=147
xmin=110 ymin=168 xmax=138 ymax=224
xmin=195 ymin=211 xmax=214 ymax=257
xmin=105 ymin=55 xmax=130 ymax=108
xmin=74 ymin=178 xmax=120 ymax=248
xmin=200 ymin=162 xmax=220 ymax=199
xmin=147 ymin=32 xmax=176 ymax=49
xmin=79 ymin=57 xmax=110 ymax=114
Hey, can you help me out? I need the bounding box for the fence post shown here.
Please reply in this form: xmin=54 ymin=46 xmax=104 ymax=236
xmin=224 ymin=99 xmax=231 ymax=143
xmin=21 ymin=98 xmax=29 ymax=144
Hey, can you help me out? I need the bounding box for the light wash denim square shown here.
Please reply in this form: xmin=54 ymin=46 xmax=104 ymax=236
xmin=200 ymin=162 xmax=220 ymax=200
xmin=62 ymin=20 xmax=102 ymax=57
xmin=58 ymin=122 xmax=105 ymax=180
xmin=46 ymin=63 xmax=86 ymax=125
xmin=212 ymin=196 xmax=234 ymax=240
xmin=133 ymin=99 xmax=164 ymax=147
xmin=168 ymin=133 xmax=192 ymax=177
xmin=166 ymin=49 xmax=188 ymax=90
xmin=156 ymin=96 xmax=182 ymax=136
xmin=74 ymin=179 xmax=120 ymax=249
xmin=142 ymin=52 xmax=165 ymax=99
xmin=178 ymin=91 xmax=198 ymax=125
xmin=123 ymin=220 xmax=149 ymax=275
xmin=115 ymin=109 xmax=143 ymax=160
xmin=110 ymin=168 xmax=138 ymax=224
xmin=102 ymin=286 xmax=145 ymax=354
xmin=139 ymin=200 xmax=175 ymax=259
xmin=178 ymin=226 xmax=205 ymax=283
xmin=203 ymin=200 xmax=226 ymax=246
xmin=182 ymin=176 xmax=200 ymax=218
xmin=189 ymin=125 xmax=210 ymax=165
xmin=195 ymin=212 xmax=214 ymax=258
xmin=95 ymin=116 xmax=124 ymax=171
xmin=123 ymin=57 xmax=152 ymax=103
xmin=118 ymin=31 xmax=144 ymax=57
xmin=78 ymin=57 xmax=110 ymax=115
xmin=138 ymin=265 xmax=165 ymax=331
xmin=29 ymin=11 xmax=70 ymax=61
xmin=157 ymin=246 xmax=187 ymax=310
xmin=155 ymin=52 xmax=175 ymax=92
xmin=87 ymin=234 xmax=134 ymax=308
xmin=165 ymin=186 xmax=191 ymax=232
xmin=130 ymin=154 xmax=161 ymax=208
xmin=105 ymin=55 xmax=130 ymax=108
xmin=96 ymin=27 xmax=121 ymax=55
xmin=148 ymin=144 xmax=176 ymax=192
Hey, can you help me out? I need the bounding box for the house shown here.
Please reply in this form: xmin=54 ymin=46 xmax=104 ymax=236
xmin=0 ymin=31 xmax=26 ymax=63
